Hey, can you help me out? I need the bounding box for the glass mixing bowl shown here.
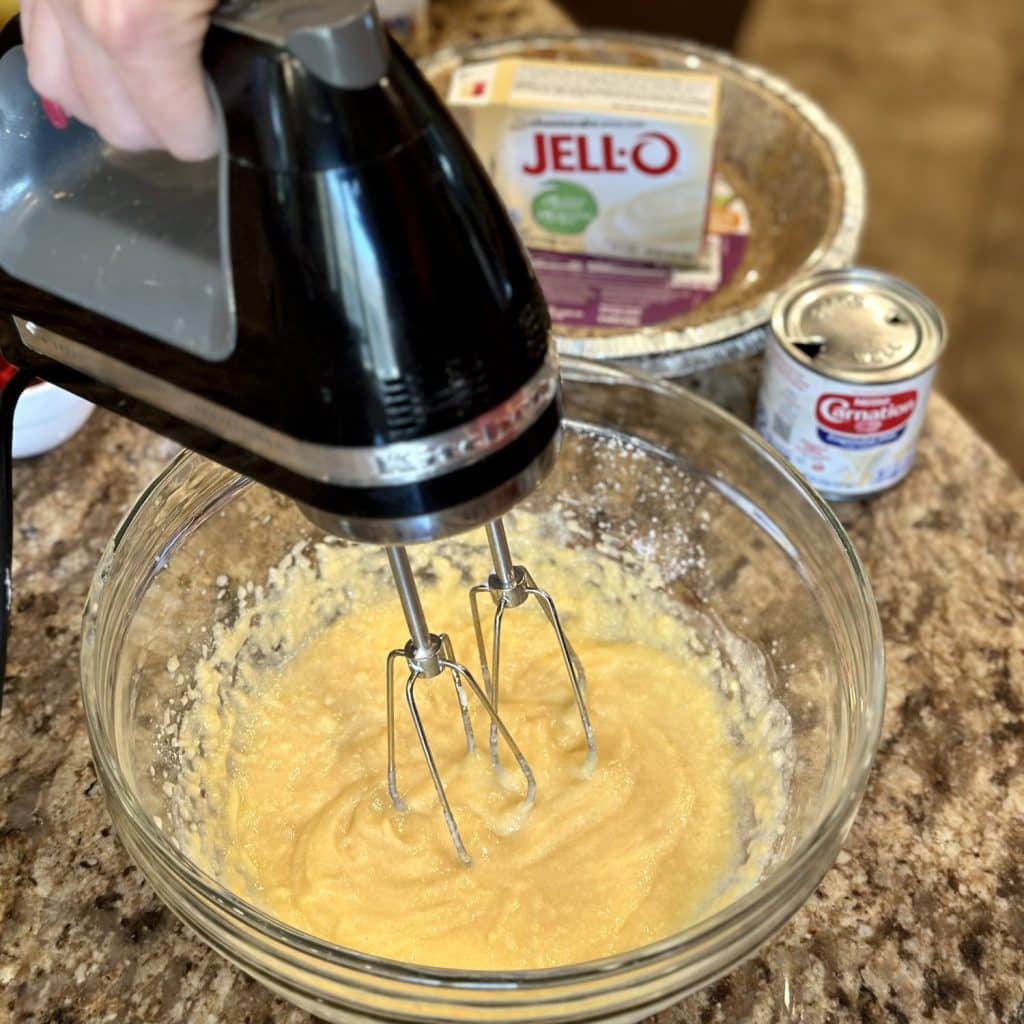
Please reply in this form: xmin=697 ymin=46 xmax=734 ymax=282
xmin=81 ymin=358 xmax=884 ymax=1023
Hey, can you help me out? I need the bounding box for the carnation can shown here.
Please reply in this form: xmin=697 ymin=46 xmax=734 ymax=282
xmin=755 ymin=268 xmax=946 ymax=500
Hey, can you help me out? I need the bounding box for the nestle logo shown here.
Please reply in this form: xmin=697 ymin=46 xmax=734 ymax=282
xmin=816 ymin=391 xmax=918 ymax=435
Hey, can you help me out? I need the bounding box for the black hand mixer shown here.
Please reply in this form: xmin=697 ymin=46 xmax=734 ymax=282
xmin=0 ymin=0 xmax=594 ymax=863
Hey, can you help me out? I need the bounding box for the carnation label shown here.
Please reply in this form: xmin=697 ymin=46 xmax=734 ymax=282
xmin=755 ymin=268 xmax=946 ymax=500
xmin=757 ymin=346 xmax=935 ymax=496
xmin=815 ymin=391 xmax=918 ymax=448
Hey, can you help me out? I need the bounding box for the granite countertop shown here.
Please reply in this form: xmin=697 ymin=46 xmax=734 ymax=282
xmin=2 ymin=3 xmax=1023 ymax=1023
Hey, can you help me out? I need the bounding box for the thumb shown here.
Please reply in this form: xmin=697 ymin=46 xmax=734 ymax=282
xmin=82 ymin=0 xmax=219 ymax=161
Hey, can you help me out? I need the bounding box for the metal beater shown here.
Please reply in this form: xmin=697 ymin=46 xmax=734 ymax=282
xmin=385 ymin=543 xmax=537 ymax=866
xmin=384 ymin=520 xmax=596 ymax=865
xmin=470 ymin=520 xmax=596 ymax=773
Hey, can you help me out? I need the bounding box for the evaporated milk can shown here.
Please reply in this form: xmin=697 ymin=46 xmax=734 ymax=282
xmin=755 ymin=268 xmax=946 ymax=500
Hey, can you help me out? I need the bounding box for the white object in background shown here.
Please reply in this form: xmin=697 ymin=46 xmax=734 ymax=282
xmin=377 ymin=0 xmax=428 ymax=44
xmin=12 ymin=382 xmax=94 ymax=458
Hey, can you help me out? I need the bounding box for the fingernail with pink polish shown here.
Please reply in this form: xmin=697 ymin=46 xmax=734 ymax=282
xmin=41 ymin=99 xmax=68 ymax=130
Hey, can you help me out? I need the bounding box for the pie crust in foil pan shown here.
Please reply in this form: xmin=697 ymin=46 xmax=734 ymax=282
xmin=420 ymin=32 xmax=866 ymax=377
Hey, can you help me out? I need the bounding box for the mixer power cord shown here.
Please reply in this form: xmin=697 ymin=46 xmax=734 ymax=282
xmin=0 ymin=369 xmax=33 ymax=719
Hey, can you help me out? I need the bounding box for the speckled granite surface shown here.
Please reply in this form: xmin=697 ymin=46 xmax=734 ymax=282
xmin=2 ymin=3 xmax=1023 ymax=1023
xmin=3 ymin=397 xmax=1021 ymax=1024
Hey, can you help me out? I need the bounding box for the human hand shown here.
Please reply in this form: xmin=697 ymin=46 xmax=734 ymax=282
xmin=21 ymin=0 xmax=219 ymax=160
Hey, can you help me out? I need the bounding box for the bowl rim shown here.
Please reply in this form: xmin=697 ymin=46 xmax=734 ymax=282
xmin=81 ymin=357 xmax=885 ymax=994
xmin=419 ymin=31 xmax=867 ymax=376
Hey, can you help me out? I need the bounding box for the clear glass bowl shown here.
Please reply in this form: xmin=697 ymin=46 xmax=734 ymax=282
xmin=81 ymin=358 xmax=884 ymax=1023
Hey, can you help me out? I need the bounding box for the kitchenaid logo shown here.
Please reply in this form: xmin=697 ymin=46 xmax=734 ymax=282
xmin=521 ymin=131 xmax=680 ymax=176
xmin=816 ymin=391 xmax=918 ymax=435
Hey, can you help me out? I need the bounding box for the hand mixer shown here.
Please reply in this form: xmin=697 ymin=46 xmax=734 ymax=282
xmin=0 ymin=0 xmax=595 ymax=863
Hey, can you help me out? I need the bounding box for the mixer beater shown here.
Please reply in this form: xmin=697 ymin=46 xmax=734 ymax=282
xmin=385 ymin=518 xmax=596 ymax=864
xmin=386 ymin=543 xmax=538 ymax=865
xmin=471 ymin=520 xmax=597 ymax=774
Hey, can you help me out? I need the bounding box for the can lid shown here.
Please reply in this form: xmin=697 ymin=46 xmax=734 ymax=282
xmin=771 ymin=267 xmax=946 ymax=383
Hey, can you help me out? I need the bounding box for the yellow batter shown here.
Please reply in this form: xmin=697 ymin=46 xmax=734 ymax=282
xmin=177 ymin=524 xmax=790 ymax=970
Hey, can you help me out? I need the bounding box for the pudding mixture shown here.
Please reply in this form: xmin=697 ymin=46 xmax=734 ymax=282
xmin=175 ymin=527 xmax=790 ymax=969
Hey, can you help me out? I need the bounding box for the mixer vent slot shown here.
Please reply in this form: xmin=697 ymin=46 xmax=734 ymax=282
xmin=517 ymin=299 xmax=551 ymax=360
xmin=381 ymin=357 xmax=491 ymax=439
